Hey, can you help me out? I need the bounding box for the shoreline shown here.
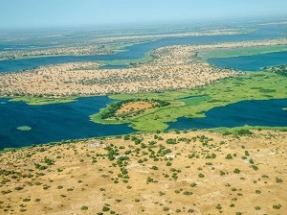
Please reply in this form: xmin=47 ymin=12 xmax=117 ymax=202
xmin=2 ymin=125 xmax=287 ymax=152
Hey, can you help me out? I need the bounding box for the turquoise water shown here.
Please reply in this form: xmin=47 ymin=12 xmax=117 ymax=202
xmin=208 ymin=51 xmax=287 ymax=71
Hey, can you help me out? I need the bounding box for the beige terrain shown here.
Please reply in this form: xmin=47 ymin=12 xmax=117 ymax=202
xmin=1 ymin=38 xmax=287 ymax=98
xmin=0 ymin=130 xmax=286 ymax=215
xmin=0 ymin=44 xmax=239 ymax=97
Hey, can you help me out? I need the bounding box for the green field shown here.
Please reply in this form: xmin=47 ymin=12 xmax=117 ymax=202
xmin=91 ymin=71 xmax=287 ymax=131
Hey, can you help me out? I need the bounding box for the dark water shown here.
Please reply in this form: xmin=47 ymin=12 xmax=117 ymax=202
xmin=0 ymin=97 xmax=133 ymax=150
xmin=168 ymin=99 xmax=287 ymax=130
xmin=0 ymin=25 xmax=285 ymax=72
xmin=208 ymin=51 xmax=287 ymax=71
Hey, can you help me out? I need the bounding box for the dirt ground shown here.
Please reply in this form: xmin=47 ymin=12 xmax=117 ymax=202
xmin=117 ymin=101 xmax=153 ymax=115
xmin=0 ymin=129 xmax=286 ymax=215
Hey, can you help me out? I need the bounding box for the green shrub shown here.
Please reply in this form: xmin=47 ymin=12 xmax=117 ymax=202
xmin=102 ymin=206 xmax=110 ymax=212
xmin=233 ymin=168 xmax=241 ymax=174
xmin=251 ymin=165 xmax=258 ymax=171
xmin=225 ymin=154 xmax=233 ymax=159
xmin=276 ymin=177 xmax=283 ymax=183
xmin=198 ymin=173 xmax=205 ymax=178
xmin=272 ymin=204 xmax=281 ymax=209
xmin=81 ymin=206 xmax=88 ymax=210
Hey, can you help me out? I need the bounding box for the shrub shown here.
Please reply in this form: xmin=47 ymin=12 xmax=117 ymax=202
xmin=166 ymin=138 xmax=177 ymax=144
xmin=233 ymin=168 xmax=241 ymax=174
xmin=276 ymin=177 xmax=283 ymax=183
xmin=183 ymin=191 xmax=193 ymax=195
xmin=251 ymin=165 xmax=258 ymax=171
xmin=237 ymin=129 xmax=253 ymax=136
xmin=198 ymin=173 xmax=205 ymax=178
xmin=102 ymin=206 xmax=110 ymax=212
xmin=216 ymin=204 xmax=222 ymax=210
xmin=225 ymin=154 xmax=233 ymax=159
xmin=81 ymin=206 xmax=88 ymax=210
xmin=255 ymin=206 xmax=261 ymax=210
xmin=190 ymin=182 xmax=197 ymax=187
xmin=163 ymin=207 xmax=169 ymax=211
xmin=272 ymin=204 xmax=281 ymax=209
xmin=255 ymin=190 xmax=261 ymax=194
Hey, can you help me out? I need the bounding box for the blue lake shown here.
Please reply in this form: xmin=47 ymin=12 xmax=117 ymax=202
xmin=208 ymin=51 xmax=287 ymax=71
xmin=0 ymin=97 xmax=133 ymax=150
xmin=168 ymin=99 xmax=287 ymax=130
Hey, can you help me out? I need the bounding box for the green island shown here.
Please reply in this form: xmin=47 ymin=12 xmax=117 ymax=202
xmin=9 ymin=97 xmax=77 ymax=105
xmin=16 ymin=125 xmax=32 ymax=131
xmin=91 ymin=69 xmax=287 ymax=131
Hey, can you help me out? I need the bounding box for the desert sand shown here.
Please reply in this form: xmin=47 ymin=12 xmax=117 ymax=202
xmin=0 ymin=130 xmax=286 ymax=215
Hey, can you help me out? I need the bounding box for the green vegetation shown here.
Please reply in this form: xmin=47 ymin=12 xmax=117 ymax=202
xmin=93 ymin=98 xmax=170 ymax=121
xmin=17 ymin=126 xmax=32 ymax=131
xmin=10 ymin=97 xmax=77 ymax=105
xmin=200 ymin=45 xmax=287 ymax=60
xmin=90 ymin=70 xmax=287 ymax=131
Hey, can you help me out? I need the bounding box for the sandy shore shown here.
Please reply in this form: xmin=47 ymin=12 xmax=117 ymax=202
xmin=0 ymin=130 xmax=286 ymax=214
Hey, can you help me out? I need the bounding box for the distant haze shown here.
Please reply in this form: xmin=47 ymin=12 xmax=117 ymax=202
xmin=1 ymin=0 xmax=287 ymax=29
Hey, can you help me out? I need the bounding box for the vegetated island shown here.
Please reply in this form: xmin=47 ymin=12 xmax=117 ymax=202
xmin=16 ymin=126 xmax=32 ymax=131
xmin=0 ymin=129 xmax=286 ymax=214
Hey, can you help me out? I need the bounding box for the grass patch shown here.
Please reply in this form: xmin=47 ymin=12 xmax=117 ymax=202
xmin=17 ymin=126 xmax=32 ymax=131
xmin=10 ymin=97 xmax=77 ymax=105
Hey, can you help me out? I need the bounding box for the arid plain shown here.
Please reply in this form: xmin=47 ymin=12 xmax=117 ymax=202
xmin=0 ymin=130 xmax=286 ymax=215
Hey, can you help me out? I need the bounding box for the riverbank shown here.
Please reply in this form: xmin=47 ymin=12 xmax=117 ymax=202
xmin=0 ymin=129 xmax=286 ymax=214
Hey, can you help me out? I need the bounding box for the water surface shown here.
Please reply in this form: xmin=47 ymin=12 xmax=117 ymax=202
xmin=0 ymin=97 xmax=133 ymax=150
xmin=168 ymin=99 xmax=287 ymax=130
xmin=208 ymin=51 xmax=287 ymax=71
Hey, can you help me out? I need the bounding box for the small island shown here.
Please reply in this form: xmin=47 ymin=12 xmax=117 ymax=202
xmin=17 ymin=126 xmax=32 ymax=131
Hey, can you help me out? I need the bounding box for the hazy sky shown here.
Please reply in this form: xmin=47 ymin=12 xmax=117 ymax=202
xmin=1 ymin=0 xmax=287 ymax=29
